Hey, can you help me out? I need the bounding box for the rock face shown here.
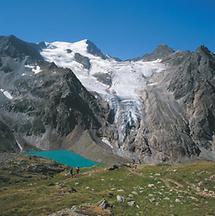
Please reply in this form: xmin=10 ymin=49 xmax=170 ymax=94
xmin=86 ymin=39 xmax=108 ymax=60
xmin=74 ymin=53 xmax=91 ymax=70
xmin=167 ymin=46 xmax=215 ymax=152
xmin=124 ymin=45 xmax=215 ymax=162
xmin=0 ymin=35 xmax=42 ymax=60
xmin=0 ymin=35 xmax=215 ymax=163
xmin=0 ymin=121 xmax=18 ymax=152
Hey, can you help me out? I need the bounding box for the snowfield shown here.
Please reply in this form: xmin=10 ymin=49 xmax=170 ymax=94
xmin=41 ymin=40 xmax=166 ymax=98
xmin=41 ymin=39 xmax=166 ymax=148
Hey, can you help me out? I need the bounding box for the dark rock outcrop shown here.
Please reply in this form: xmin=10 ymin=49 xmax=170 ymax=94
xmin=86 ymin=40 xmax=107 ymax=60
xmin=93 ymin=73 xmax=112 ymax=86
xmin=166 ymin=45 xmax=215 ymax=151
xmin=0 ymin=120 xmax=18 ymax=152
xmin=0 ymin=35 xmax=42 ymax=60
xmin=74 ymin=53 xmax=91 ymax=69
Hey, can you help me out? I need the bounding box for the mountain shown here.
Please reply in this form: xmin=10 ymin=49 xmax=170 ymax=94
xmin=0 ymin=35 xmax=215 ymax=163
xmin=0 ymin=35 xmax=42 ymax=60
xmin=0 ymin=36 xmax=111 ymax=158
xmin=130 ymin=44 xmax=175 ymax=61
xmin=143 ymin=44 xmax=175 ymax=60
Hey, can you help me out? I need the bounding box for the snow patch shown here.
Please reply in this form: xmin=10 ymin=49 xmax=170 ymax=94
xmin=147 ymin=82 xmax=159 ymax=86
xmin=0 ymin=89 xmax=13 ymax=99
xmin=25 ymin=65 xmax=34 ymax=69
xmin=33 ymin=65 xmax=42 ymax=74
xmin=25 ymin=65 xmax=42 ymax=74
xmin=44 ymin=41 xmax=49 ymax=47
xmin=16 ymin=139 xmax=23 ymax=152
xmin=102 ymin=137 xmax=113 ymax=149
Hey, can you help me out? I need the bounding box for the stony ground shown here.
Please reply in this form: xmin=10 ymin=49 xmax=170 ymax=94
xmin=0 ymin=155 xmax=215 ymax=216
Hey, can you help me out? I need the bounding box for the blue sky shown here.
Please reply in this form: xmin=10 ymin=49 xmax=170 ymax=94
xmin=0 ymin=0 xmax=214 ymax=59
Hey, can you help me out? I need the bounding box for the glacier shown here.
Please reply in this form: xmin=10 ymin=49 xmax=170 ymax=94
xmin=41 ymin=39 xmax=166 ymax=151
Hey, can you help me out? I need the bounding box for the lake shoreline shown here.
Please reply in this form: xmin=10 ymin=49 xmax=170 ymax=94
xmin=27 ymin=149 xmax=98 ymax=168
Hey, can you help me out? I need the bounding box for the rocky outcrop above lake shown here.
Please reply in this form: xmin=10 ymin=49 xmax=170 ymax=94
xmin=0 ymin=121 xmax=18 ymax=152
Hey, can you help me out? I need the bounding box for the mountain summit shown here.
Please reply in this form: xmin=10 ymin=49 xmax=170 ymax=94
xmin=85 ymin=39 xmax=108 ymax=59
xmin=144 ymin=44 xmax=175 ymax=60
xmin=132 ymin=44 xmax=175 ymax=61
xmin=0 ymin=35 xmax=42 ymax=60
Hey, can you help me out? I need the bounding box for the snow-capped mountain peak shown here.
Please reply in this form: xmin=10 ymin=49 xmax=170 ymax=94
xmin=42 ymin=39 xmax=108 ymax=60
xmin=41 ymin=39 xmax=166 ymax=98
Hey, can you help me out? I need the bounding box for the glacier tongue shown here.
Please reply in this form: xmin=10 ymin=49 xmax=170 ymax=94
xmin=114 ymin=99 xmax=142 ymax=143
xmin=41 ymin=40 xmax=166 ymax=150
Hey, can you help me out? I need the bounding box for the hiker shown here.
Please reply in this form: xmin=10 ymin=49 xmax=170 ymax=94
xmin=70 ymin=167 xmax=74 ymax=177
xmin=76 ymin=167 xmax=80 ymax=175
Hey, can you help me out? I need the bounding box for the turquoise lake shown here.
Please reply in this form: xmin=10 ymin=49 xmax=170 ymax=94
xmin=27 ymin=150 xmax=97 ymax=168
